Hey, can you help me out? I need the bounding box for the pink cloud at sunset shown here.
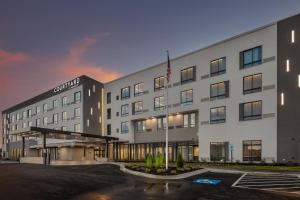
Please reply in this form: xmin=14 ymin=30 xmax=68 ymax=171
xmin=0 ymin=49 xmax=29 ymax=68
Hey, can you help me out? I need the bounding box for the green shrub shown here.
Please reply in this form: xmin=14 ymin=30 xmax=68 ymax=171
xmin=155 ymin=152 xmax=164 ymax=169
xmin=176 ymin=153 xmax=184 ymax=168
xmin=145 ymin=154 xmax=153 ymax=169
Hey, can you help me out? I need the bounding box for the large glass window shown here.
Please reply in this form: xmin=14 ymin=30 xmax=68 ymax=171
xmin=27 ymin=109 xmax=32 ymax=118
xmin=43 ymin=117 xmax=48 ymax=125
xmin=74 ymin=123 xmax=81 ymax=132
xmin=107 ymin=92 xmax=111 ymax=104
xmin=62 ymin=111 xmax=67 ymax=121
xmin=121 ymin=122 xmax=129 ymax=134
xmin=121 ymin=87 xmax=130 ymax=100
xmin=210 ymin=81 xmax=229 ymax=100
xmin=62 ymin=96 xmax=67 ymax=107
xmin=154 ymin=96 xmax=165 ymax=110
xmin=134 ymin=83 xmax=144 ymax=96
xmin=210 ymin=57 xmax=226 ymax=76
xmin=241 ymin=46 xmax=262 ymax=68
xmin=210 ymin=106 xmax=226 ymax=124
xmin=181 ymin=66 xmax=195 ymax=83
xmin=53 ymin=113 xmax=58 ymax=124
xmin=74 ymin=108 xmax=80 ymax=118
xmin=154 ymin=76 xmax=165 ymax=90
xmin=240 ymin=101 xmax=262 ymax=121
xmin=53 ymin=99 xmax=58 ymax=108
xmin=243 ymin=73 xmax=262 ymax=94
xmin=183 ymin=113 xmax=196 ymax=128
xmin=135 ymin=120 xmax=146 ymax=132
xmin=210 ymin=142 xmax=229 ymax=162
xmin=36 ymin=106 xmax=40 ymax=115
xmin=157 ymin=117 xmax=167 ymax=129
xmin=181 ymin=89 xmax=193 ymax=105
xmin=43 ymin=104 xmax=48 ymax=113
xmin=74 ymin=91 xmax=81 ymax=103
xmin=243 ymin=140 xmax=262 ymax=161
xmin=133 ymin=101 xmax=143 ymax=114
xmin=121 ymin=104 xmax=129 ymax=116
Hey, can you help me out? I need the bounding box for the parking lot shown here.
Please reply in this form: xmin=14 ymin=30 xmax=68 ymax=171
xmin=0 ymin=164 xmax=299 ymax=200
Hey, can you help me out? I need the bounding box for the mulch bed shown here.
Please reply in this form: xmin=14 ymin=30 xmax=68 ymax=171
xmin=125 ymin=165 xmax=202 ymax=175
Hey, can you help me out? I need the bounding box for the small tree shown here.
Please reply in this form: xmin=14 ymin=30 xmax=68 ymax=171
xmin=155 ymin=152 xmax=164 ymax=169
xmin=145 ymin=154 xmax=153 ymax=169
xmin=176 ymin=153 xmax=184 ymax=168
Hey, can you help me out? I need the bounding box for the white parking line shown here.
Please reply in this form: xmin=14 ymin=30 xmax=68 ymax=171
xmin=232 ymin=172 xmax=247 ymax=187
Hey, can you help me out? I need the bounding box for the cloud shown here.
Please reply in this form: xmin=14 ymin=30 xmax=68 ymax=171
xmin=0 ymin=49 xmax=29 ymax=67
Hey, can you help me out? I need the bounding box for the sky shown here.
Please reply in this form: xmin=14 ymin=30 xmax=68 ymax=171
xmin=1 ymin=0 xmax=300 ymax=147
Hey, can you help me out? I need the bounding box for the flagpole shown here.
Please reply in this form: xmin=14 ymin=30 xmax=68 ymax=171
xmin=165 ymin=50 xmax=170 ymax=170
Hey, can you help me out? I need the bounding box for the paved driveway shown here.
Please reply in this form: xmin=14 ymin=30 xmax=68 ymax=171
xmin=0 ymin=164 xmax=298 ymax=200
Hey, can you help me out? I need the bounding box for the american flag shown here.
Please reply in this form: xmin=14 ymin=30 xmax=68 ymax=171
xmin=166 ymin=51 xmax=171 ymax=83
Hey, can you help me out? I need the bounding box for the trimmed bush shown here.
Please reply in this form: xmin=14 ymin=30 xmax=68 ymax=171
xmin=176 ymin=153 xmax=184 ymax=168
xmin=145 ymin=154 xmax=153 ymax=169
xmin=155 ymin=152 xmax=164 ymax=169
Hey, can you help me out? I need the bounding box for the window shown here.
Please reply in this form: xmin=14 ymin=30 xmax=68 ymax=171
xmin=121 ymin=104 xmax=129 ymax=116
xmin=43 ymin=117 xmax=48 ymax=125
xmin=210 ymin=106 xmax=226 ymax=124
xmin=107 ymin=92 xmax=111 ymax=104
xmin=90 ymin=107 xmax=93 ymax=115
xmin=154 ymin=76 xmax=165 ymax=90
xmin=74 ymin=91 xmax=81 ymax=103
xmin=281 ymin=93 xmax=284 ymax=106
xmin=291 ymin=30 xmax=295 ymax=43
xmin=93 ymin=85 xmax=96 ymax=92
xmin=61 ymin=126 xmax=67 ymax=131
xmin=88 ymin=89 xmax=91 ymax=96
xmin=134 ymin=83 xmax=144 ymax=96
xmin=28 ymin=121 xmax=32 ymax=127
xmin=210 ymin=142 xmax=229 ymax=162
xmin=210 ymin=81 xmax=229 ymax=100
xmin=107 ymin=108 xmax=111 ymax=119
xmin=23 ymin=111 xmax=26 ymax=119
xmin=23 ymin=122 xmax=26 ymax=128
xmin=98 ymin=101 xmax=100 ymax=109
xmin=157 ymin=117 xmax=167 ymax=129
xmin=181 ymin=89 xmax=193 ymax=105
xmin=62 ymin=97 xmax=67 ymax=107
xmin=87 ymin=119 xmax=90 ymax=127
xmin=183 ymin=113 xmax=196 ymax=128
xmin=12 ymin=115 xmax=15 ymax=123
xmin=74 ymin=123 xmax=81 ymax=132
xmin=241 ymin=46 xmax=262 ymax=68
xmin=17 ymin=113 xmax=20 ymax=121
xmin=107 ymin=124 xmax=111 ymax=135
xmin=74 ymin=108 xmax=80 ymax=118
xmin=133 ymin=101 xmax=143 ymax=114
xmin=121 ymin=87 xmax=130 ymax=100
xmin=243 ymin=74 xmax=262 ymax=94
xmin=27 ymin=109 xmax=32 ymax=118
xmin=62 ymin=111 xmax=67 ymax=121
xmin=36 ymin=118 xmax=40 ymax=127
xmin=210 ymin=57 xmax=226 ymax=76
xmin=181 ymin=66 xmax=196 ymax=83
xmin=121 ymin=122 xmax=129 ymax=133
xmin=43 ymin=104 xmax=48 ymax=113
xmin=53 ymin=113 xmax=58 ymax=124
xmin=243 ymin=140 xmax=262 ymax=161
xmin=36 ymin=106 xmax=40 ymax=115
xmin=239 ymin=101 xmax=262 ymax=121
xmin=53 ymin=99 xmax=58 ymax=108
xmin=286 ymin=59 xmax=290 ymax=72
xmin=154 ymin=96 xmax=165 ymax=110
xmin=135 ymin=120 xmax=146 ymax=132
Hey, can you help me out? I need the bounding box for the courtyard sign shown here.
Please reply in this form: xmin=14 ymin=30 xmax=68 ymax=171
xmin=53 ymin=77 xmax=80 ymax=93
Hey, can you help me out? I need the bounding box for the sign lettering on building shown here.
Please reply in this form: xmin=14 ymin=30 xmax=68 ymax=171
xmin=53 ymin=77 xmax=80 ymax=93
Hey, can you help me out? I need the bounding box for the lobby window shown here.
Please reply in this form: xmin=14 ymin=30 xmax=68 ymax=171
xmin=74 ymin=91 xmax=81 ymax=103
xmin=43 ymin=117 xmax=48 ymax=125
xmin=154 ymin=96 xmax=165 ymax=110
xmin=62 ymin=111 xmax=67 ymax=121
xmin=183 ymin=113 xmax=196 ymax=128
xmin=121 ymin=122 xmax=129 ymax=134
xmin=36 ymin=118 xmax=40 ymax=127
xmin=210 ymin=81 xmax=229 ymax=100
xmin=239 ymin=100 xmax=262 ymax=121
xmin=121 ymin=104 xmax=129 ymax=116
xmin=291 ymin=30 xmax=295 ymax=43
xmin=107 ymin=92 xmax=111 ymax=104
xmin=210 ymin=106 xmax=226 ymax=124
xmin=132 ymin=101 xmax=143 ymax=114
xmin=210 ymin=57 xmax=226 ymax=77
xmin=62 ymin=96 xmax=67 ymax=107
xmin=74 ymin=108 xmax=80 ymax=118
xmin=43 ymin=103 xmax=48 ymax=113
xmin=135 ymin=120 xmax=146 ymax=133
xmin=74 ymin=123 xmax=81 ymax=133
xmin=240 ymin=46 xmax=262 ymax=69
xmin=107 ymin=124 xmax=111 ymax=135
xmin=243 ymin=73 xmax=262 ymax=94
xmin=181 ymin=89 xmax=193 ymax=105
xmin=27 ymin=109 xmax=32 ymax=118
xmin=107 ymin=108 xmax=111 ymax=119
xmin=53 ymin=113 xmax=58 ymax=124
xmin=53 ymin=99 xmax=58 ymax=108
xmin=121 ymin=86 xmax=130 ymax=100
xmin=36 ymin=106 xmax=40 ymax=115
xmin=154 ymin=76 xmax=165 ymax=91
xmin=210 ymin=142 xmax=229 ymax=162
xmin=157 ymin=117 xmax=167 ymax=129
xmin=181 ymin=66 xmax=196 ymax=83
xmin=134 ymin=83 xmax=144 ymax=96
xmin=243 ymin=140 xmax=262 ymax=161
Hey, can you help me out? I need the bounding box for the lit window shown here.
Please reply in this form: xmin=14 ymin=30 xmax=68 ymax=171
xmin=181 ymin=89 xmax=193 ymax=105
xmin=133 ymin=101 xmax=143 ymax=114
xmin=98 ymin=101 xmax=100 ymax=109
xmin=281 ymin=93 xmax=284 ymax=106
xmin=74 ymin=123 xmax=81 ymax=132
xmin=134 ymin=83 xmax=144 ymax=96
xmin=93 ymin=85 xmax=96 ymax=92
xmin=88 ymin=89 xmax=91 ymax=96
xmin=154 ymin=96 xmax=165 ymax=110
xmin=62 ymin=111 xmax=67 ymax=121
xmin=87 ymin=119 xmax=90 ymax=127
xmin=90 ymin=107 xmax=93 ymax=115
xmin=292 ymin=30 xmax=295 ymax=43
xmin=286 ymin=59 xmax=290 ymax=72
xmin=43 ymin=117 xmax=48 ymax=125
xmin=298 ymin=75 xmax=300 ymax=87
